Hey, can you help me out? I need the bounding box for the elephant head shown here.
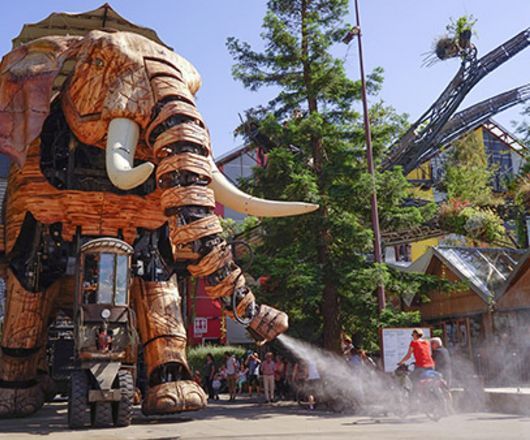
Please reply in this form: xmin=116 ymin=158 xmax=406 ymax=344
xmin=0 ymin=30 xmax=318 ymax=217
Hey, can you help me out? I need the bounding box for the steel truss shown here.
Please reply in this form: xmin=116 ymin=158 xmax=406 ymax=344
xmin=384 ymin=29 xmax=530 ymax=174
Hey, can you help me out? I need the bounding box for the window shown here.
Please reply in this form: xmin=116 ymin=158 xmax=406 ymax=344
xmin=394 ymin=244 xmax=412 ymax=262
xmin=483 ymin=131 xmax=514 ymax=192
xmin=0 ymin=156 xmax=10 ymax=179
xmin=82 ymin=252 xmax=129 ymax=305
xmin=219 ymin=149 xmax=260 ymax=224
xmin=115 ymin=255 xmax=128 ymax=305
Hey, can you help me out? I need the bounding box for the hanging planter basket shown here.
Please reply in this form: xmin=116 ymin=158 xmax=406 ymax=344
xmin=435 ymin=37 xmax=460 ymax=60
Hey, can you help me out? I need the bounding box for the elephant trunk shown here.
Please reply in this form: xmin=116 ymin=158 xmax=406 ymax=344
xmin=143 ymin=64 xmax=287 ymax=342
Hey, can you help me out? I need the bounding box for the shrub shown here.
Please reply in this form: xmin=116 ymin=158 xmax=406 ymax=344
xmin=187 ymin=344 xmax=247 ymax=374
xmin=439 ymin=199 xmax=505 ymax=243
xmin=462 ymin=207 xmax=505 ymax=243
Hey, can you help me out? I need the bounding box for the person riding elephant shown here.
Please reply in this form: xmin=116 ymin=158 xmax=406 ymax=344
xmin=0 ymin=30 xmax=317 ymax=417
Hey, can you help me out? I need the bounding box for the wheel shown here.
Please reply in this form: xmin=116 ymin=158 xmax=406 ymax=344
xmin=68 ymin=370 xmax=91 ymax=429
xmin=114 ymin=369 xmax=134 ymax=427
xmin=92 ymin=402 xmax=114 ymax=428
xmin=295 ymin=388 xmax=305 ymax=407
xmin=296 ymin=388 xmax=311 ymax=409
xmin=395 ymin=390 xmax=410 ymax=418
xmin=330 ymin=398 xmax=346 ymax=413
xmin=424 ymin=385 xmax=446 ymax=421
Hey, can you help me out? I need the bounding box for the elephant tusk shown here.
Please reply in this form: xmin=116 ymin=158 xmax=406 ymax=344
xmin=106 ymin=118 xmax=155 ymax=190
xmin=208 ymin=157 xmax=319 ymax=217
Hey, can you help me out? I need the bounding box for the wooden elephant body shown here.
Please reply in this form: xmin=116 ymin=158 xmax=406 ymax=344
xmin=0 ymin=29 xmax=315 ymax=418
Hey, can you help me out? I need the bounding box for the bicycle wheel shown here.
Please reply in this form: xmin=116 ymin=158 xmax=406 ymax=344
xmin=424 ymin=385 xmax=446 ymax=421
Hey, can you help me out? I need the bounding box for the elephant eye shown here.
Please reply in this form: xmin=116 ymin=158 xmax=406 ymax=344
xmin=94 ymin=58 xmax=105 ymax=68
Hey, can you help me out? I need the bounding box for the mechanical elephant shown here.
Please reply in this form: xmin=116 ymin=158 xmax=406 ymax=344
xmin=0 ymin=30 xmax=317 ymax=417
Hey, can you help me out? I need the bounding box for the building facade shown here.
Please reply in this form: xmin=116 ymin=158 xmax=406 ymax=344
xmin=385 ymin=120 xmax=529 ymax=267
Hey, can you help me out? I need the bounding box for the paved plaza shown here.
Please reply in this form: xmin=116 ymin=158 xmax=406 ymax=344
xmin=0 ymin=397 xmax=529 ymax=440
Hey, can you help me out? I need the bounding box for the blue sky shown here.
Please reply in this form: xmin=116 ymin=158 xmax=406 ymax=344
xmin=3 ymin=1 xmax=530 ymax=157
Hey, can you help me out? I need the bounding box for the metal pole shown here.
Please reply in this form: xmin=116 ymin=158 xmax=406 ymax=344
xmin=352 ymin=0 xmax=386 ymax=310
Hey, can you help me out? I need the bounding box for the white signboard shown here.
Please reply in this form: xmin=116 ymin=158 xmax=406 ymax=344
xmin=381 ymin=327 xmax=431 ymax=373
xmin=193 ymin=317 xmax=208 ymax=336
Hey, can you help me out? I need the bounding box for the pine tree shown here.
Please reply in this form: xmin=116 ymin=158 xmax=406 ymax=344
xmin=228 ymin=0 xmax=429 ymax=350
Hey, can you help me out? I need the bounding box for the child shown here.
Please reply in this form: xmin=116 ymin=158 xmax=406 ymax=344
xmin=212 ymin=373 xmax=222 ymax=400
xmin=237 ymin=362 xmax=248 ymax=394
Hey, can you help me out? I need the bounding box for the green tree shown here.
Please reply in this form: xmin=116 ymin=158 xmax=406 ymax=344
xmin=512 ymin=156 xmax=530 ymax=247
xmin=227 ymin=0 xmax=433 ymax=351
xmin=438 ymin=130 xmax=510 ymax=245
xmin=442 ymin=131 xmax=496 ymax=206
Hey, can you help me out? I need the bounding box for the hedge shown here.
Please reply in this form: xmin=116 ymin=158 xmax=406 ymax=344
xmin=187 ymin=345 xmax=247 ymax=374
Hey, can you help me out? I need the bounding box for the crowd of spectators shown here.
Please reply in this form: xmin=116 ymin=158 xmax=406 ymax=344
xmin=196 ymin=349 xmax=330 ymax=404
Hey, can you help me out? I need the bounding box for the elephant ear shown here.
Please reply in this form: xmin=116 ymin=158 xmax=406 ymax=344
xmin=0 ymin=36 xmax=81 ymax=167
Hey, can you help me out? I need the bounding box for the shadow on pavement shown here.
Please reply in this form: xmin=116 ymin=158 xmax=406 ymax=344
xmin=0 ymin=404 xmax=67 ymax=435
xmin=468 ymin=414 xmax=528 ymax=421
xmin=342 ymin=415 xmax=426 ymax=426
xmin=8 ymin=397 xmax=522 ymax=435
xmin=197 ymin=398 xmax=362 ymax=421
xmin=0 ymin=397 xmax=361 ymax=435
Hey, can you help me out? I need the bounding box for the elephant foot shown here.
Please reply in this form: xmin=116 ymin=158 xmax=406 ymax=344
xmin=0 ymin=383 xmax=44 ymax=418
xmin=141 ymin=380 xmax=207 ymax=415
xmin=247 ymin=304 xmax=289 ymax=345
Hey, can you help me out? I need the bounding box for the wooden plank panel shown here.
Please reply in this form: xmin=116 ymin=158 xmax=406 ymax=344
xmin=5 ymin=141 xmax=167 ymax=253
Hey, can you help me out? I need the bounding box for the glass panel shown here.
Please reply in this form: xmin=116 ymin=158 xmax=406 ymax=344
xmin=97 ymin=253 xmax=115 ymax=304
xmin=82 ymin=253 xmax=100 ymax=304
xmin=483 ymin=130 xmax=514 ymax=192
xmin=241 ymin=151 xmax=257 ymax=178
xmin=0 ymin=156 xmax=10 ymax=178
xmin=115 ymin=255 xmax=128 ymax=305
xmin=222 ymin=156 xmax=242 ymax=182
xmin=436 ymin=247 xmax=526 ymax=299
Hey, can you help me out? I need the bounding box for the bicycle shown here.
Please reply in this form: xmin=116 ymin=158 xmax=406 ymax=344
xmin=393 ymin=364 xmax=452 ymax=421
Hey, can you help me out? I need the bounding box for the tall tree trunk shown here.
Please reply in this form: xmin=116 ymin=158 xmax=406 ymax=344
xmin=301 ymin=0 xmax=340 ymax=352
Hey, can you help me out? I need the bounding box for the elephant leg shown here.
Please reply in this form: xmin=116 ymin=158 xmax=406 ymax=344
xmin=132 ymin=278 xmax=206 ymax=415
xmin=146 ymin=98 xmax=288 ymax=344
xmin=0 ymin=270 xmax=54 ymax=417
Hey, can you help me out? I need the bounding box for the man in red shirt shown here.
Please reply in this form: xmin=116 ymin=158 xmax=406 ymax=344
xmin=398 ymin=328 xmax=435 ymax=382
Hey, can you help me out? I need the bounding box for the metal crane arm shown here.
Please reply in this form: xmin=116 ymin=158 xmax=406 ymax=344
xmin=384 ymin=28 xmax=530 ymax=173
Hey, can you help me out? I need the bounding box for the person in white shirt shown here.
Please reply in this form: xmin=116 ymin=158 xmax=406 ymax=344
xmin=305 ymin=360 xmax=320 ymax=410
xmin=224 ymin=352 xmax=239 ymax=401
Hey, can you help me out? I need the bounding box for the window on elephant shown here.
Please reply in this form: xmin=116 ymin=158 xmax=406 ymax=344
xmin=115 ymin=255 xmax=129 ymax=305
xmin=97 ymin=253 xmax=115 ymax=304
xmin=0 ymin=155 xmax=10 ymax=178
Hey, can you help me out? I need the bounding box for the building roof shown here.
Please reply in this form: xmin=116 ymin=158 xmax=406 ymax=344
xmin=390 ymin=246 xmax=528 ymax=303
xmin=497 ymin=248 xmax=530 ymax=300
xmin=483 ymin=119 xmax=528 ymax=155
xmin=215 ymin=143 xmax=256 ymax=167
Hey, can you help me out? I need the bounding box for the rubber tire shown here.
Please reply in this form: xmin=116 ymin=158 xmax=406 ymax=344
xmin=395 ymin=389 xmax=410 ymax=418
xmin=114 ymin=369 xmax=134 ymax=427
xmin=93 ymin=402 xmax=114 ymax=428
xmin=330 ymin=398 xmax=346 ymax=413
xmin=424 ymin=386 xmax=445 ymax=422
xmin=68 ymin=370 xmax=91 ymax=429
